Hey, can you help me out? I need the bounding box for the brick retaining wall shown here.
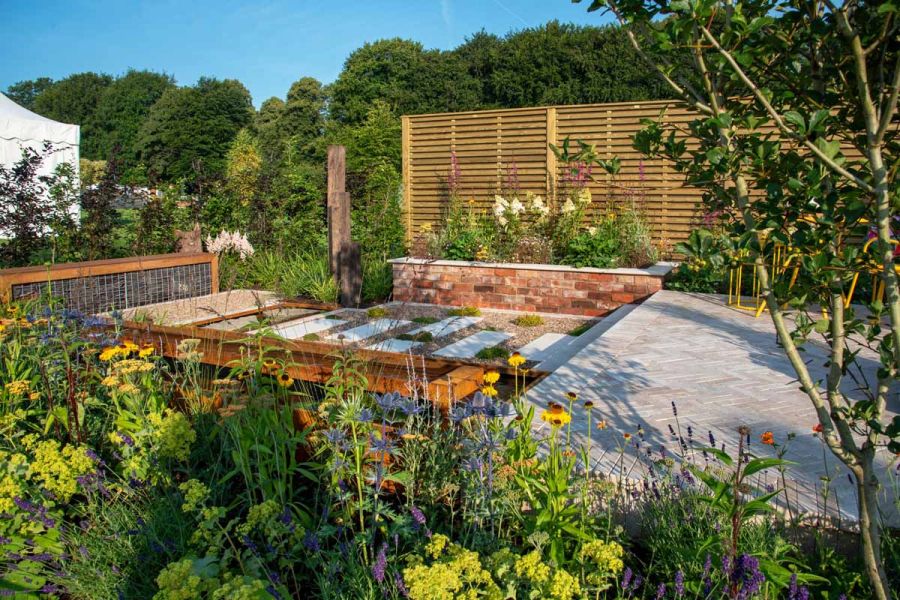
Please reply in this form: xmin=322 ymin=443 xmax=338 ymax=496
xmin=390 ymin=259 xmax=674 ymax=316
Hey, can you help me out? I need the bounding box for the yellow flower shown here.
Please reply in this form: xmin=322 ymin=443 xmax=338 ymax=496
xmin=483 ymin=371 xmax=500 ymax=385
xmin=4 ymin=380 xmax=30 ymax=396
xmin=101 ymin=375 xmax=120 ymax=387
xmin=0 ymin=324 xmax=6 ymax=334
xmin=99 ymin=346 xmax=121 ymax=361
xmin=138 ymin=345 xmax=155 ymax=358
xmin=29 ymin=392 xmax=40 ymax=401
xmin=540 ymin=404 xmax=571 ymax=427
xmin=277 ymin=372 xmax=294 ymax=388
xmin=623 ymin=432 xmax=632 ymax=441
xmin=583 ymin=400 xmax=594 ymax=409
xmin=118 ymin=383 xmax=140 ymax=395
xmin=565 ymin=391 xmax=578 ymax=402
xmin=481 ymin=385 xmax=498 ymax=397
xmin=507 ymin=352 xmax=526 ymax=368
xmin=596 ymin=420 xmax=608 ymax=430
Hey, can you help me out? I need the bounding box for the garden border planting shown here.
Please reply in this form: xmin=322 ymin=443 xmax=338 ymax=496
xmin=390 ymin=258 xmax=675 ymax=316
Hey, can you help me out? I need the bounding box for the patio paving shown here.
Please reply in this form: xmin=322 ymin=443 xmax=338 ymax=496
xmin=526 ymin=290 xmax=899 ymax=524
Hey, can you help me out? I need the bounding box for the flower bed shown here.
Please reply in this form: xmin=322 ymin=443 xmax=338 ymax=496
xmin=390 ymin=258 xmax=675 ymax=316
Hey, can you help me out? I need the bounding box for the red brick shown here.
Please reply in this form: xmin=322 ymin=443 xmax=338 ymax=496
xmin=611 ymin=292 xmax=635 ymax=304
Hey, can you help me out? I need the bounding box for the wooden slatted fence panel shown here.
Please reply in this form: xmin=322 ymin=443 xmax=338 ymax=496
xmin=401 ymin=99 xmax=862 ymax=250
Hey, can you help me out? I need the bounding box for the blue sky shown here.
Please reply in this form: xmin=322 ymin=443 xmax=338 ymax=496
xmin=0 ymin=0 xmax=613 ymax=106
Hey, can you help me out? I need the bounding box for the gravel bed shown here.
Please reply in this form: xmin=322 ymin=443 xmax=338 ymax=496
xmin=116 ymin=290 xmax=279 ymax=326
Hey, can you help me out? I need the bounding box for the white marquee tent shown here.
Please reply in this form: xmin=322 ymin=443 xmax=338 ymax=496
xmin=0 ymin=91 xmax=79 ymax=181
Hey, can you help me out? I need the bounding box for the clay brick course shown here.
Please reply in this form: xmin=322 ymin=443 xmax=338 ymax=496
xmin=392 ymin=261 xmax=669 ymax=316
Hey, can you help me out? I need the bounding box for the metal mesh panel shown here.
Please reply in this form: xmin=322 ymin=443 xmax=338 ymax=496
xmin=11 ymin=262 xmax=212 ymax=315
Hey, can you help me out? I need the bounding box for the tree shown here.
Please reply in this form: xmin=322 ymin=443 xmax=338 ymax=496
xmin=93 ymin=70 xmax=175 ymax=164
xmin=576 ymin=1 xmax=898 ymax=596
xmin=254 ymin=96 xmax=287 ymax=166
xmin=79 ymin=155 xmax=122 ymax=261
xmin=135 ymin=78 xmax=253 ymax=183
xmin=32 ymin=72 xmax=113 ymax=159
xmin=329 ymin=38 xmax=480 ymax=124
xmin=224 ymin=129 xmax=262 ymax=208
xmin=4 ymin=77 xmax=54 ymax=110
xmin=454 ymin=21 xmax=682 ymax=108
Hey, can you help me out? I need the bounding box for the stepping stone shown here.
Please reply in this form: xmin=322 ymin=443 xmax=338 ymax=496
xmin=408 ymin=316 xmax=481 ymax=339
xmin=434 ymin=330 xmax=512 ymax=358
xmin=329 ymin=318 xmax=412 ymax=343
xmin=516 ymin=333 xmax=579 ymax=364
xmin=368 ymin=338 xmax=422 ymax=353
xmin=271 ymin=316 xmax=346 ymax=339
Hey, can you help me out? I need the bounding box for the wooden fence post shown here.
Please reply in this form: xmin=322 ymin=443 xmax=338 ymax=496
xmin=327 ymin=145 xmax=347 ymax=277
xmin=339 ymin=241 xmax=362 ymax=307
xmin=401 ymin=116 xmax=412 ymax=244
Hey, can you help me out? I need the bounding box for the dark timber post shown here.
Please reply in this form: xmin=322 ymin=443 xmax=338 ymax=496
xmin=339 ymin=241 xmax=362 ymax=307
xmin=327 ymin=145 xmax=347 ymax=277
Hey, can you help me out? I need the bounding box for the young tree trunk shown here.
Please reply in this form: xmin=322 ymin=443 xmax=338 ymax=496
xmin=854 ymin=459 xmax=889 ymax=600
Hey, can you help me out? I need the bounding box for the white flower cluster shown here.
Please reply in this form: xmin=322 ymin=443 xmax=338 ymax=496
xmin=205 ymin=230 xmax=254 ymax=260
xmin=493 ymin=192 xmax=551 ymax=226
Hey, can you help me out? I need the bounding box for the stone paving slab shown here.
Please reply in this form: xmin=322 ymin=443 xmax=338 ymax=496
xmin=516 ymin=333 xmax=578 ymax=364
xmin=527 ymin=291 xmax=899 ymax=524
xmin=409 ymin=316 xmax=482 ymax=338
xmin=271 ymin=316 xmax=346 ymax=339
xmin=434 ymin=331 xmax=512 ymax=358
xmin=328 ymin=318 xmax=412 ymax=343
xmin=367 ymin=338 xmax=423 ymax=353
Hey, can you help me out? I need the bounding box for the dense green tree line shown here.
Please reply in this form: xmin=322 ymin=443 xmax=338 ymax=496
xmin=6 ymin=21 xmax=678 ymax=182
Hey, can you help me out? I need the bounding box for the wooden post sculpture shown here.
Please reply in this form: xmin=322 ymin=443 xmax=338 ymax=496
xmin=327 ymin=145 xmax=348 ymax=277
xmin=339 ymin=241 xmax=362 ymax=307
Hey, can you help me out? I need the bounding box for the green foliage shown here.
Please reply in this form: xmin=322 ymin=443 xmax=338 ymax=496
xmin=666 ymin=228 xmax=729 ymax=293
xmin=93 ymin=70 xmax=175 ymax=165
xmin=4 ymin=77 xmax=54 ymax=110
xmin=513 ymin=314 xmax=544 ymax=327
xmin=132 ymin=187 xmax=190 ymax=256
xmin=366 ymin=307 xmax=389 ymax=318
xmin=448 ymin=306 xmax=482 ymax=317
xmin=54 ymin=492 xmax=192 ymax=600
xmin=475 ymin=346 xmax=509 ymax=360
xmin=32 ymin=72 xmax=113 ymax=159
xmin=361 ymin=257 xmax=393 ymax=303
xmin=79 ymin=155 xmax=123 ymax=261
xmin=457 ymin=21 xmax=682 ymax=109
xmin=329 ymin=39 xmax=480 ymax=125
xmin=396 ymin=331 xmax=434 ymax=343
xmin=136 ymin=78 xmax=253 ymax=183
xmin=412 ymin=316 xmax=440 ymax=325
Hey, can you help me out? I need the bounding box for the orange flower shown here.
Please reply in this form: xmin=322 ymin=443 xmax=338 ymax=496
xmin=760 ymin=431 xmax=775 ymax=445
xmin=596 ymin=420 xmax=607 ymax=430
xmin=812 ymin=423 xmax=823 ymax=433
xmin=623 ymin=432 xmax=632 ymax=441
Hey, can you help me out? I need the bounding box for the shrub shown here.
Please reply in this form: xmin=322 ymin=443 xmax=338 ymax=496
xmin=396 ymin=331 xmax=434 ymax=342
xmin=412 ymin=316 xmax=440 ymax=324
xmin=367 ymin=306 xmax=389 ymax=318
xmin=475 ymin=345 xmax=510 ymax=360
xmin=448 ymin=306 xmax=481 ymax=317
xmin=513 ymin=314 xmax=544 ymax=327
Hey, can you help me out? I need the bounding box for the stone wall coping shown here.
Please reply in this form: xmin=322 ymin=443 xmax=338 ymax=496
xmin=388 ymin=258 xmax=677 ymax=278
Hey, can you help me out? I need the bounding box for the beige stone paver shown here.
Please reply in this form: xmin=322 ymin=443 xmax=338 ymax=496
xmin=528 ymin=290 xmax=899 ymax=524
